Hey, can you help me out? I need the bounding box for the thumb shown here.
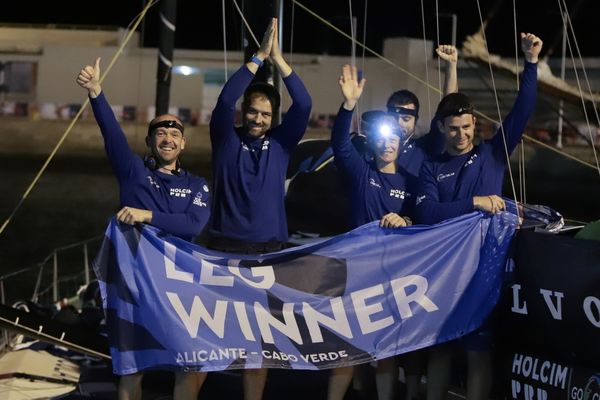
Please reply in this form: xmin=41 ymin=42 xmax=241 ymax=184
xmin=94 ymin=57 xmax=101 ymax=76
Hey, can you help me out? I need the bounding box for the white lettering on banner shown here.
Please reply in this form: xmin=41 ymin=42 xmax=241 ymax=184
xmin=583 ymin=296 xmax=600 ymax=327
xmin=539 ymin=289 xmax=564 ymax=320
xmin=254 ymin=302 xmax=303 ymax=345
xmin=302 ymin=297 xmax=353 ymax=343
xmin=511 ymin=353 xmax=569 ymax=389
xmin=351 ymin=285 xmax=394 ymax=334
xmin=164 ymin=242 xmax=194 ymax=283
xmin=175 ymin=348 xmax=247 ymax=364
xmin=165 ymin=258 xmax=275 ymax=289
xmin=199 ymin=259 xmax=235 ymax=287
xmin=511 ymin=380 xmax=548 ymax=400
xmin=233 ymin=301 xmax=256 ymax=341
xmin=511 ymin=284 xmax=528 ymax=314
xmin=166 ymin=292 xmax=228 ymax=339
xmin=228 ymin=266 xmax=275 ymax=289
xmin=390 ymin=275 xmax=439 ymax=318
xmin=166 ymin=274 xmax=441 ymax=344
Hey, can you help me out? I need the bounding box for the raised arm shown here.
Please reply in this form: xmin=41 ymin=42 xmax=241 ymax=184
xmin=491 ymin=32 xmax=542 ymax=156
xmin=209 ymin=20 xmax=275 ymax=143
xmin=77 ymin=57 xmax=135 ymax=181
xmin=436 ymin=45 xmax=458 ymax=95
xmin=269 ymin=19 xmax=312 ymax=149
xmin=331 ymin=65 xmax=367 ymax=177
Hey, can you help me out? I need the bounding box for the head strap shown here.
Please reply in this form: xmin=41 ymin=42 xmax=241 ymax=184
xmin=148 ymin=120 xmax=184 ymax=136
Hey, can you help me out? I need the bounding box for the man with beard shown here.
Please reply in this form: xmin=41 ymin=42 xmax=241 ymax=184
xmin=208 ymin=18 xmax=312 ymax=400
xmin=77 ymin=58 xmax=211 ymax=399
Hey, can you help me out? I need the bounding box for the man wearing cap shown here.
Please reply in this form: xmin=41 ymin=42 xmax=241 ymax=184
xmin=413 ymin=33 xmax=542 ymax=400
xmin=77 ymin=58 xmax=210 ymax=400
xmin=208 ymin=18 xmax=311 ymax=400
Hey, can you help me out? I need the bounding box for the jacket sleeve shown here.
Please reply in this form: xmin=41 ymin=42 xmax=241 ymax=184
xmin=413 ymin=161 xmax=475 ymax=225
xmin=150 ymin=178 xmax=211 ymax=240
xmin=270 ymin=71 xmax=312 ymax=150
xmin=90 ymin=92 xmax=136 ymax=183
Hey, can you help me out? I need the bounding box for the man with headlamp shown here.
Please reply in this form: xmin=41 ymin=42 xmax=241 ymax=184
xmin=77 ymin=57 xmax=211 ymax=400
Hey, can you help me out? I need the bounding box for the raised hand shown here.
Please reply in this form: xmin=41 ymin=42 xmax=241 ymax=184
xmin=270 ymin=18 xmax=282 ymax=60
xmin=436 ymin=45 xmax=458 ymax=64
xmin=339 ymin=64 xmax=366 ymax=110
xmin=521 ymin=32 xmax=543 ymax=63
xmin=76 ymin=57 xmax=102 ymax=98
xmin=257 ymin=18 xmax=276 ymax=60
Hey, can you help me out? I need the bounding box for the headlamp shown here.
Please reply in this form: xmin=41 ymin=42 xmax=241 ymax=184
xmin=387 ymin=106 xmax=418 ymax=118
xmin=147 ymin=120 xmax=184 ymax=136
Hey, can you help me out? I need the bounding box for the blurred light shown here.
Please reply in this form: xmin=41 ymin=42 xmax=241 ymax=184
xmin=173 ymin=65 xmax=200 ymax=76
xmin=378 ymin=123 xmax=392 ymax=137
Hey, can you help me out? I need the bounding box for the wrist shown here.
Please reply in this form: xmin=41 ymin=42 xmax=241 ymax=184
xmin=343 ymin=100 xmax=357 ymax=110
xmin=88 ymin=85 xmax=102 ymax=98
xmin=255 ymin=52 xmax=268 ymax=61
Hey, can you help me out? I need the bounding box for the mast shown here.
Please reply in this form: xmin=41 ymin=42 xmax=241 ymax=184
xmin=155 ymin=0 xmax=177 ymax=116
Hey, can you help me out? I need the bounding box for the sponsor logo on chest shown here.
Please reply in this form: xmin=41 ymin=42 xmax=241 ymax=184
xmin=437 ymin=172 xmax=455 ymax=182
xmin=390 ymin=189 xmax=409 ymax=199
xmin=147 ymin=176 xmax=160 ymax=189
xmin=170 ymin=188 xmax=192 ymax=198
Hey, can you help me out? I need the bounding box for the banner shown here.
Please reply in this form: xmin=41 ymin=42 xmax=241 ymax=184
xmin=498 ymin=231 xmax=600 ymax=368
xmin=93 ymin=211 xmax=517 ymax=375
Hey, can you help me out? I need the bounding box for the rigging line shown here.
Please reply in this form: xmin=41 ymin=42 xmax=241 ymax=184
xmin=420 ymin=0 xmax=432 ymax=121
xmin=512 ymin=0 xmax=525 ymax=203
xmin=288 ymin=0 xmax=440 ymax=93
xmin=0 ymin=315 xmax=111 ymax=360
xmin=289 ymin=0 xmax=295 ymax=66
xmin=474 ymin=0 xmax=518 ymax=206
xmin=558 ymin=0 xmax=600 ymax=175
xmin=222 ymin=0 xmax=229 ymax=81
xmin=559 ymin=0 xmax=600 ymax=176
xmin=289 ymin=0 xmax=600 ymax=172
xmin=348 ymin=0 xmax=356 ymax=68
xmin=435 ymin=0 xmax=442 ymax=99
xmin=231 ymin=0 xmax=260 ymax=47
xmin=357 ymin=0 xmax=369 ymax=134
xmin=0 ymin=0 xmax=157 ymax=238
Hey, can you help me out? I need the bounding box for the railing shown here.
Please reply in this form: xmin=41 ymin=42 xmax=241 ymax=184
xmin=0 ymin=235 xmax=102 ymax=355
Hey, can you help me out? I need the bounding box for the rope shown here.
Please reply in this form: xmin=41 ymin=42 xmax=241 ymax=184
xmin=0 ymin=0 xmax=157 ymax=238
xmin=512 ymin=0 xmax=526 ymax=203
xmin=420 ymin=0 xmax=432 ymax=121
xmin=231 ymin=0 xmax=260 ymax=47
xmin=348 ymin=0 xmax=356 ymax=68
xmin=357 ymin=0 xmax=369 ymax=133
xmin=289 ymin=0 xmax=296 ymax=66
xmin=288 ymin=0 xmax=597 ymax=171
xmin=222 ymin=0 xmax=229 ymax=81
xmin=435 ymin=0 xmax=442 ymax=98
xmin=474 ymin=0 xmax=519 ymax=207
xmin=558 ymin=0 xmax=600 ymax=177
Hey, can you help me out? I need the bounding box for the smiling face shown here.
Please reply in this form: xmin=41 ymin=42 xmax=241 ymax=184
xmin=369 ymin=133 xmax=401 ymax=166
xmin=147 ymin=114 xmax=185 ymax=169
xmin=243 ymin=94 xmax=273 ymax=139
xmin=439 ymin=114 xmax=476 ymax=155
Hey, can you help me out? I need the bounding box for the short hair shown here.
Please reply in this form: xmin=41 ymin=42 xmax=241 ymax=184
xmin=147 ymin=115 xmax=184 ymax=137
xmin=242 ymin=82 xmax=281 ymax=114
xmin=386 ymin=90 xmax=420 ymax=119
xmin=435 ymin=92 xmax=474 ymax=121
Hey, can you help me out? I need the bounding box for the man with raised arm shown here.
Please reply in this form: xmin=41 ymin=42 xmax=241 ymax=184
xmin=208 ymin=18 xmax=312 ymax=400
xmin=77 ymin=58 xmax=210 ymax=400
xmin=414 ymin=33 xmax=542 ymax=400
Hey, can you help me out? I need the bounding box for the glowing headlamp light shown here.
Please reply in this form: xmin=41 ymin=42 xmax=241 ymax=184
xmin=378 ymin=123 xmax=393 ymax=138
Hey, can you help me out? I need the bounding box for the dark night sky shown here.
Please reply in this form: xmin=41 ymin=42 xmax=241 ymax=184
xmin=1 ymin=0 xmax=598 ymax=58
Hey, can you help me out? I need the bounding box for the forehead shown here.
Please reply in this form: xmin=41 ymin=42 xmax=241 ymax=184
xmin=247 ymin=95 xmax=273 ymax=113
xmin=445 ymin=114 xmax=474 ymax=126
xmin=393 ymin=102 xmax=416 ymax=110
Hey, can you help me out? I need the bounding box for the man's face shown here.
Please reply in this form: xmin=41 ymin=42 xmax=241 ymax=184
xmin=391 ymin=103 xmax=417 ymax=138
xmin=147 ymin=115 xmax=185 ymax=165
xmin=440 ymin=114 xmax=476 ymax=155
xmin=370 ymin=134 xmax=401 ymax=164
xmin=243 ymin=94 xmax=273 ymax=139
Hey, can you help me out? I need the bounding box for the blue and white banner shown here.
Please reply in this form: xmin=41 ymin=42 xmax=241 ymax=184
xmin=93 ymin=211 xmax=517 ymax=375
